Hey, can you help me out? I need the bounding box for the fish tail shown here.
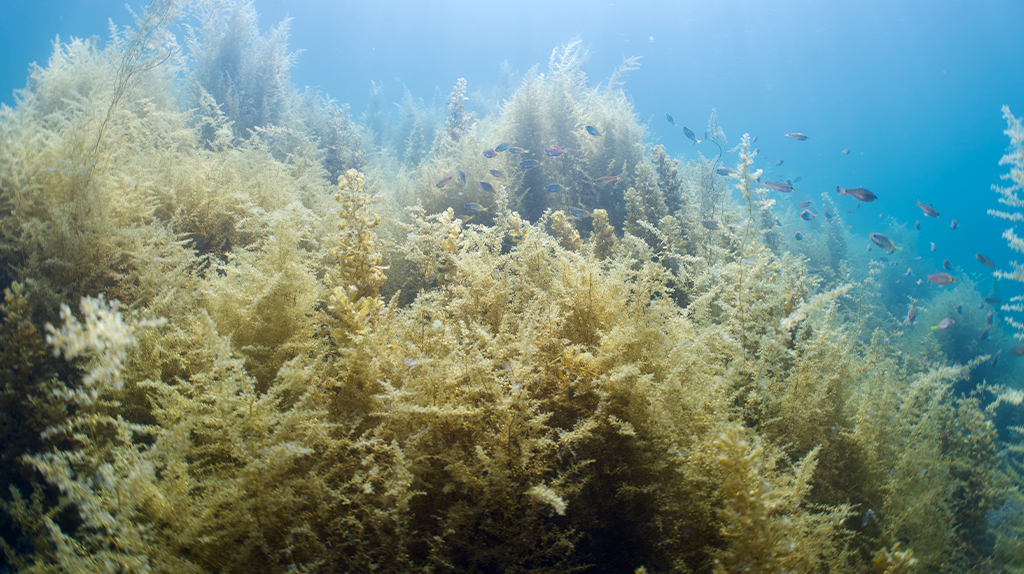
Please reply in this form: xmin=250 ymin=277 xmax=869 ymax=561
xmin=930 ymin=326 xmax=939 ymax=331
xmin=895 ymin=247 xmax=903 ymax=253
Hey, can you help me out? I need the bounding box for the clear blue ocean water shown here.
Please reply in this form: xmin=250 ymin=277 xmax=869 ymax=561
xmin=3 ymin=0 xmax=1024 ymax=304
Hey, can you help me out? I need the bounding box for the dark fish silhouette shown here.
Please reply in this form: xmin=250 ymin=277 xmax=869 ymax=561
xmin=682 ymin=126 xmax=701 ymax=144
xmin=976 ymin=253 xmax=998 ymax=269
xmin=836 ymin=186 xmax=877 ymax=202
xmin=585 ymin=125 xmax=602 ymax=136
xmin=666 ymin=114 xmax=675 ymax=126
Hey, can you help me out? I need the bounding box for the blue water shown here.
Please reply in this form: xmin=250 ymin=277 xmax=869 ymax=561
xmin=3 ymin=0 xmax=1024 ymax=296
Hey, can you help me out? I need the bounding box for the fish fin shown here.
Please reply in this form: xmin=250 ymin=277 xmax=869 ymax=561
xmin=930 ymin=326 xmax=939 ymax=331
xmin=895 ymin=247 xmax=903 ymax=253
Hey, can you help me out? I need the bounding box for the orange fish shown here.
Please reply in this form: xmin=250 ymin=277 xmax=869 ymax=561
xmin=595 ymin=175 xmax=622 ymax=187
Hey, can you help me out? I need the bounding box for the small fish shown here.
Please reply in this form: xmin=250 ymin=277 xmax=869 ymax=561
xmin=987 ymin=310 xmax=994 ymax=324
xmin=981 ymin=326 xmax=991 ymax=341
xmin=824 ymin=211 xmax=833 ymax=220
xmin=794 ymin=231 xmax=803 ymax=240
xmin=914 ymin=220 xmax=920 ymax=231
xmin=775 ymin=159 xmax=784 ymax=166
xmin=950 ymin=219 xmax=958 ymax=230
xmin=464 ymin=202 xmax=487 ymax=212
xmin=836 ymin=186 xmax=877 ymax=202
xmin=984 ymin=297 xmax=1003 ymax=306
xmin=436 ymin=175 xmax=454 ymax=188
xmin=866 ymin=245 xmax=872 ymax=252
xmin=992 ymin=352 xmax=1000 ymax=367
xmin=765 ymin=181 xmax=794 ymax=193
xmin=479 ymin=181 xmax=496 ymax=193
xmin=905 ymin=268 xmax=913 ymax=276
xmin=930 ymin=242 xmax=936 ymax=252
xmin=800 ymin=210 xmax=816 ymax=221
xmin=489 ymin=169 xmax=505 ymax=179
xmin=753 ymin=147 xmax=760 ymax=156
xmin=841 ymin=148 xmax=851 ymax=155
xmin=544 ymin=184 xmax=565 ymax=193
xmin=751 ymin=136 xmax=758 ymax=144
xmin=793 ymin=176 xmax=803 ymax=183
xmin=455 ymin=214 xmax=475 ymax=223
xmin=916 ymin=279 xmax=923 ymax=286
xmin=569 ymin=208 xmax=591 ymax=218
xmin=458 ymin=170 xmax=466 ymax=183
xmin=905 ymin=304 xmax=916 ymax=324
xmin=927 ymin=272 xmax=957 ymax=286
xmin=931 ymin=318 xmax=955 ymax=331
xmin=519 ymin=159 xmax=542 ymax=169
xmin=585 ymin=125 xmax=602 ymax=137
xmin=975 ymin=253 xmax=998 ymax=269
xmin=869 ymin=233 xmax=900 ymax=253
xmin=716 ymin=167 xmax=737 ymax=176
xmin=483 ymin=148 xmax=499 ymax=158
xmin=1012 ymin=342 xmax=1024 ymax=356
xmin=495 ymin=142 xmax=511 ymax=153
xmin=846 ymin=209 xmax=856 ymax=214
xmin=545 ymin=145 xmax=565 ymax=157
xmin=508 ymin=147 xmax=528 ymax=154
xmin=682 ymin=126 xmax=701 ymax=144
xmin=862 ymin=508 xmax=874 ymax=527
xmin=978 ymin=302 xmax=985 ymax=309
xmin=957 ymin=305 xmax=963 ymax=314
xmin=785 ymin=132 xmax=808 ymax=141
xmin=701 ymin=219 xmax=721 ymax=230
xmin=943 ymin=259 xmax=952 ymax=270
xmin=916 ymin=199 xmax=940 ymax=218
xmin=666 ymin=113 xmax=675 ymax=126
xmin=595 ymin=175 xmax=622 ymax=186
xmin=800 ymin=201 xmax=812 ymax=208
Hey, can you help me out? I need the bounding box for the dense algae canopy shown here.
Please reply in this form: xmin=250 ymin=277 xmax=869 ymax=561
xmin=1 ymin=1 xmax=1023 ymax=573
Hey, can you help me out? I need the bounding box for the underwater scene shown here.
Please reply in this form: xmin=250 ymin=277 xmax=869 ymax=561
xmin=2 ymin=0 xmax=1024 ymax=572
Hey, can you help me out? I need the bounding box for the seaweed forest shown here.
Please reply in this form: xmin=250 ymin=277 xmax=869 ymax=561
xmin=2 ymin=1 xmax=1024 ymax=572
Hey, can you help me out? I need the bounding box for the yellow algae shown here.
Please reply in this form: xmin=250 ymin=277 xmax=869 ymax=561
xmin=0 ymin=3 xmax=1021 ymax=573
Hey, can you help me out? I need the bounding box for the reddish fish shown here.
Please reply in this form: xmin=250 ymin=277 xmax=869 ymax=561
xmin=836 ymin=185 xmax=877 ymax=202
xmin=595 ymin=175 xmax=622 ymax=187
xmin=436 ymin=175 xmax=454 ymax=188
xmin=785 ymin=132 xmax=808 ymax=141
xmin=927 ymin=272 xmax=957 ymax=286
xmin=916 ymin=200 xmax=940 ymax=218
xmin=765 ymin=180 xmax=794 ymax=193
